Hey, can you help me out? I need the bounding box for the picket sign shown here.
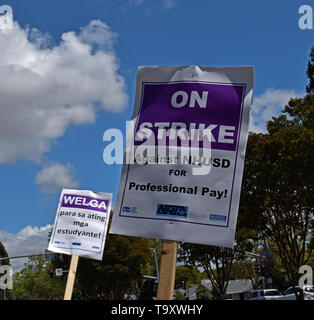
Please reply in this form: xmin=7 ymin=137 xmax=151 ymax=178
xmin=110 ymin=66 xmax=254 ymax=248
xmin=109 ymin=65 xmax=254 ymax=300
xmin=48 ymin=189 xmax=112 ymax=300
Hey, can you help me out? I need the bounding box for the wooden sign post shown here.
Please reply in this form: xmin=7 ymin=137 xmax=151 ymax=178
xmin=64 ymin=254 xmax=79 ymax=300
xmin=156 ymin=240 xmax=178 ymax=300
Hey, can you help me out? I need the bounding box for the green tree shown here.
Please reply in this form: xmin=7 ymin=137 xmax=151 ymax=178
xmin=178 ymin=241 xmax=248 ymax=300
xmin=239 ymin=50 xmax=314 ymax=296
xmin=12 ymin=256 xmax=66 ymax=300
xmin=196 ymin=286 xmax=211 ymax=300
xmin=178 ymin=206 xmax=254 ymax=300
xmin=72 ymin=233 xmax=152 ymax=299
xmin=174 ymin=289 xmax=187 ymax=300
xmin=229 ymin=260 xmax=258 ymax=288
xmin=242 ymin=98 xmax=314 ymax=288
xmin=175 ymin=265 xmax=202 ymax=289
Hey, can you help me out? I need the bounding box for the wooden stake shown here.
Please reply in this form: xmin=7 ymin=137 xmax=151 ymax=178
xmin=64 ymin=254 xmax=79 ymax=300
xmin=157 ymin=240 xmax=177 ymax=300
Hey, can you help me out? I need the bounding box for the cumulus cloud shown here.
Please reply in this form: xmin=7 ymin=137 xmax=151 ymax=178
xmin=250 ymin=88 xmax=304 ymax=133
xmin=0 ymin=19 xmax=127 ymax=164
xmin=0 ymin=225 xmax=52 ymax=272
xmin=34 ymin=162 xmax=79 ymax=194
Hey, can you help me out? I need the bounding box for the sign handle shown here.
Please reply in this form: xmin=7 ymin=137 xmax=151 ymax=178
xmin=156 ymin=240 xmax=177 ymax=300
xmin=64 ymin=254 xmax=79 ymax=300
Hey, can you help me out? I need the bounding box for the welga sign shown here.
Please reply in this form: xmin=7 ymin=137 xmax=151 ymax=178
xmin=48 ymin=189 xmax=112 ymax=260
xmin=110 ymin=66 xmax=254 ymax=248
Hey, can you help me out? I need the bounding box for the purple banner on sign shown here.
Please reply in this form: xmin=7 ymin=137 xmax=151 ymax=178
xmin=61 ymin=194 xmax=109 ymax=213
xmin=134 ymin=82 xmax=245 ymax=151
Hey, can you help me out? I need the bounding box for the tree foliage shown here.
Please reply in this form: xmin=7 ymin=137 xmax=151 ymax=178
xmin=178 ymin=239 xmax=249 ymax=300
xmin=175 ymin=265 xmax=202 ymax=289
xmin=73 ymin=233 xmax=152 ymax=299
xmin=196 ymin=286 xmax=211 ymax=300
xmin=12 ymin=256 xmax=66 ymax=300
xmin=239 ymin=53 xmax=314 ymax=287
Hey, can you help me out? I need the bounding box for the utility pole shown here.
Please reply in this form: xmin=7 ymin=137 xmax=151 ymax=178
xmin=263 ymin=238 xmax=272 ymax=288
xmin=152 ymin=247 xmax=159 ymax=281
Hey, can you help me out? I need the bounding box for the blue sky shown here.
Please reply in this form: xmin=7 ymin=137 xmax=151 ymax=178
xmin=0 ymin=0 xmax=313 ymax=269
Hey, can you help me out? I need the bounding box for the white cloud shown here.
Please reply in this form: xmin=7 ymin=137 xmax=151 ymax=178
xmin=0 ymin=225 xmax=53 ymax=272
xmin=78 ymin=19 xmax=117 ymax=50
xmin=250 ymin=88 xmax=304 ymax=133
xmin=35 ymin=162 xmax=79 ymax=194
xmin=0 ymin=19 xmax=127 ymax=164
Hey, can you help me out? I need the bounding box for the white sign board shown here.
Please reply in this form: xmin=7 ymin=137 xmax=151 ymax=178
xmin=110 ymin=66 xmax=254 ymax=248
xmin=48 ymin=189 xmax=112 ymax=260
xmin=55 ymin=268 xmax=63 ymax=277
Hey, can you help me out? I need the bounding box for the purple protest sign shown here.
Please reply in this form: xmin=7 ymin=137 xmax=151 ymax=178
xmin=110 ymin=66 xmax=254 ymax=248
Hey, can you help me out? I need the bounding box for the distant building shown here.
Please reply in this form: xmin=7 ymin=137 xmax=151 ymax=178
xmin=188 ymin=279 xmax=253 ymax=300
